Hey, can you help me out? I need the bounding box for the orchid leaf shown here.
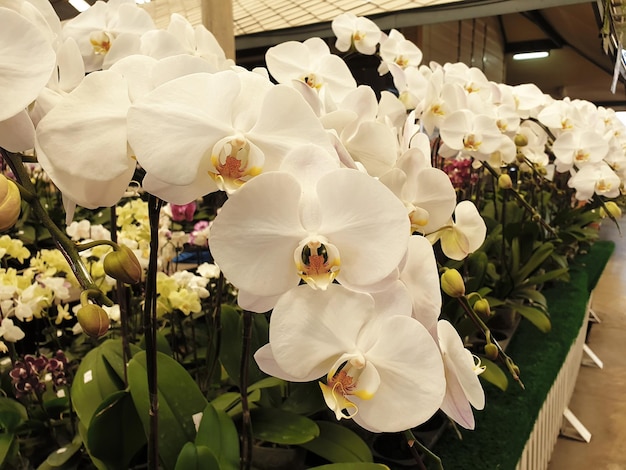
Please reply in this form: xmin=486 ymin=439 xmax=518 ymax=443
xmin=300 ymin=421 xmax=373 ymax=463
xmin=513 ymin=242 xmax=555 ymax=284
xmin=0 ymin=433 xmax=16 ymax=466
xmin=194 ymin=402 xmax=239 ymax=470
xmin=280 ymin=381 xmax=326 ymax=416
xmin=71 ymin=341 xmax=127 ymax=426
xmin=87 ymin=390 xmax=146 ymax=469
xmin=219 ymin=304 xmax=268 ymax=386
xmin=504 ymin=301 xmax=551 ymax=333
xmin=0 ymin=397 xmax=27 ymax=432
xmin=174 ymin=442 xmax=220 ymax=470
xmin=128 ymin=351 xmax=208 ymax=470
xmin=478 ymin=357 xmax=509 ymax=391
xmin=251 ymin=407 xmax=319 ymax=445
xmin=44 ymin=435 xmax=82 ymax=467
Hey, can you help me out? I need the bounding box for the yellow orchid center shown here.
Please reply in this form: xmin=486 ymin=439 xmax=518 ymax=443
xmin=395 ymin=55 xmax=409 ymax=68
xmin=463 ymin=134 xmax=482 ymax=151
xmin=89 ymin=31 xmax=112 ymax=55
xmin=574 ymin=149 xmax=590 ymax=163
xmin=408 ymin=205 xmax=429 ymax=233
xmin=209 ymin=135 xmax=262 ymax=193
xmin=319 ymin=355 xmax=373 ymax=421
xmin=294 ymin=237 xmax=340 ymax=290
xmin=596 ymin=179 xmax=612 ymax=193
xmin=301 ymin=73 xmax=322 ymax=90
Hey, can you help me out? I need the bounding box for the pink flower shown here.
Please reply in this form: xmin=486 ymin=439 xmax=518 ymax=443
xmin=170 ymin=202 xmax=197 ymax=222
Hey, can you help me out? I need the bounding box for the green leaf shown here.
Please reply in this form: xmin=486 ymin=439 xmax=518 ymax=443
xmin=248 ymin=376 xmax=284 ymax=393
xmin=87 ymin=390 xmax=146 ymax=469
xmin=195 ymin=403 xmax=240 ymax=470
xmin=300 ymin=421 xmax=373 ymax=463
xmin=219 ymin=305 xmax=268 ymax=386
xmin=478 ymin=357 xmax=508 ymax=391
xmin=210 ymin=389 xmax=261 ymax=416
xmin=0 ymin=433 xmax=16 ymax=467
xmin=0 ymin=397 xmax=27 ymax=432
xmin=308 ymin=464 xmax=390 ymax=470
xmin=524 ymin=267 xmax=569 ymax=287
xmin=280 ymin=381 xmax=326 ymax=416
xmin=100 ymin=338 xmax=142 ymax=381
xmin=251 ymin=407 xmax=319 ymax=445
xmin=174 ymin=442 xmax=220 ymax=470
xmin=505 ymin=301 xmax=551 ymax=333
xmin=45 ymin=436 xmax=82 ymax=467
xmin=513 ymin=242 xmax=554 ymax=284
xmin=71 ymin=341 xmax=127 ymax=426
xmin=128 ymin=351 xmax=208 ymax=470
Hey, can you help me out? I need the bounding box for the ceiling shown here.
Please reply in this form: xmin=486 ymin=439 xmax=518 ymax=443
xmin=500 ymin=2 xmax=625 ymax=109
xmin=48 ymin=0 xmax=625 ymax=109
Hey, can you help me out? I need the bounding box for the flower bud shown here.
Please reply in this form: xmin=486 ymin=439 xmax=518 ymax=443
xmin=498 ymin=174 xmax=513 ymax=190
xmin=484 ymin=343 xmax=498 ymax=360
xmin=76 ymin=304 xmax=110 ymax=338
xmin=441 ymin=268 xmax=465 ymax=298
xmin=600 ymin=201 xmax=622 ymax=219
xmin=0 ymin=175 xmax=21 ymax=232
xmin=103 ymin=245 xmax=142 ymax=284
xmin=474 ymin=298 xmax=492 ymax=316
xmin=514 ymin=134 xmax=528 ymax=147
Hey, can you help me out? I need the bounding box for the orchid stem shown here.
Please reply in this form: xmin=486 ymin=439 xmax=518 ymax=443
xmin=457 ymin=295 xmax=525 ymax=389
xmin=0 ymin=149 xmax=112 ymax=306
xmin=240 ymin=310 xmax=253 ymax=470
xmin=145 ymin=195 xmax=163 ymax=470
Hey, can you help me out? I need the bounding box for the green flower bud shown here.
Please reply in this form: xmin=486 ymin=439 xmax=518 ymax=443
xmin=0 ymin=175 xmax=21 ymax=232
xmin=103 ymin=245 xmax=142 ymax=284
xmin=441 ymin=268 xmax=465 ymax=298
xmin=600 ymin=201 xmax=622 ymax=219
xmin=474 ymin=298 xmax=492 ymax=316
xmin=514 ymin=134 xmax=528 ymax=147
xmin=76 ymin=304 xmax=110 ymax=338
xmin=498 ymin=174 xmax=513 ymax=190
xmin=484 ymin=343 xmax=498 ymax=360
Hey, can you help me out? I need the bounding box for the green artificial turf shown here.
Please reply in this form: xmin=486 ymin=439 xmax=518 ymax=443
xmin=432 ymin=240 xmax=615 ymax=470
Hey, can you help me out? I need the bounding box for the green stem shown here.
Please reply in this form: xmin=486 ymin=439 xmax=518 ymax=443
xmin=482 ymin=161 xmax=558 ymax=238
xmin=1 ymin=149 xmax=112 ymax=307
xmin=403 ymin=429 xmax=443 ymax=470
xmin=458 ymin=295 xmax=525 ymax=389
xmin=144 ymin=195 xmax=163 ymax=470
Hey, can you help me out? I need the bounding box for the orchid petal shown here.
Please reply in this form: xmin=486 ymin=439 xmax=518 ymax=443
xmin=317 ymin=169 xmax=410 ymax=288
xmin=36 ymin=70 xmax=135 ymax=209
xmin=267 ymin=284 xmax=376 ymax=380
xmin=0 ymin=110 xmax=35 ymax=152
xmin=209 ymin=172 xmax=307 ymax=298
xmin=400 ymin=236 xmax=441 ymax=331
xmin=353 ymin=315 xmax=446 ymax=432
xmin=0 ymin=7 xmax=55 ymax=121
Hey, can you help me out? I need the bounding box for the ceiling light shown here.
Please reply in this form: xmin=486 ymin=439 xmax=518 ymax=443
xmin=513 ymin=51 xmax=550 ymax=61
xmin=68 ymin=0 xmax=90 ymax=11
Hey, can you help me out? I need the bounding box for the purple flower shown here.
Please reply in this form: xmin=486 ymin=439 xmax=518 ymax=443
xmin=170 ymin=202 xmax=197 ymax=222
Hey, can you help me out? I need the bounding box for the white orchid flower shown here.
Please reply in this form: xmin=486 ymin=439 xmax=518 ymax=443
xmin=35 ymin=70 xmax=135 ymax=212
xmin=0 ymin=6 xmax=56 ymax=151
xmin=552 ymin=130 xmax=609 ymax=172
xmin=440 ymin=109 xmax=503 ymax=161
xmin=377 ymin=29 xmax=423 ymax=75
xmin=427 ymin=200 xmax=487 ymax=261
xmin=380 ymin=148 xmax=457 ymax=235
xmin=209 ymin=145 xmax=410 ymax=311
xmin=331 ymin=13 xmax=381 ymax=55
xmin=265 ymin=37 xmax=357 ymax=106
xmin=62 ymin=0 xmax=156 ymax=72
xmin=398 ymin=235 xmax=442 ymax=333
xmin=254 ymin=284 xmax=446 ymax=433
xmin=128 ymin=69 xmax=333 ymax=202
xmin=567 ymin=162 xmax=622 ymax=201
xmin=437 ymin=320 xmax=485 ymax=430
xmin=0 ymin=318 xmax=25 ymax=343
